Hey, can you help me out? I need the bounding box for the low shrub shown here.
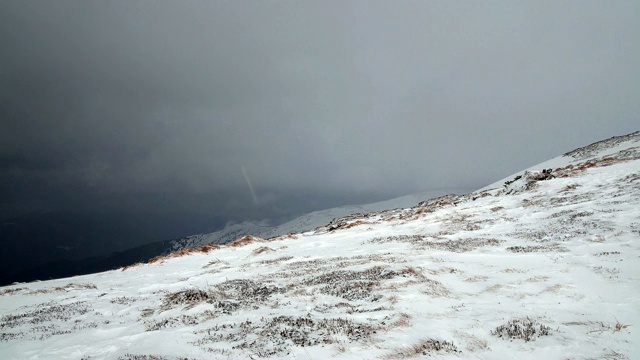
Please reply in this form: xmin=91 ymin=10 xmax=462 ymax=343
xmin=491 ymin=317 xmax=551 ymax=342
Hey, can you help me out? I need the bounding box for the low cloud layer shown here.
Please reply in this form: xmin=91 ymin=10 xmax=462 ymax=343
xmin=1 ymin=1 xmax=638 ymax=225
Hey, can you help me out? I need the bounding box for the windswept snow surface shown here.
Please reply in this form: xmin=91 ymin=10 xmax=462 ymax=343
xmin=1 ymin=132 xmax=639 ymax=359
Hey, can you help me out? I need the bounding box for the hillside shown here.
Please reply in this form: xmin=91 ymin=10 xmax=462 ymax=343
xmin=1 ymin=131 xmax=638 ymax=359
xmin=2 ymin=190 xmax=465 ymax=286
xmin=167 ymin=189 xmax=467 ymax=252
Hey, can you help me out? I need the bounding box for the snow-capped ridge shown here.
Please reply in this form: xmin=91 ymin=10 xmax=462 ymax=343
xmin=479 ymin=130 xmax=640 ymax=192
xmin=168 ymin=189 xmax=467 ymax=252
xmin=564 ymin=130 xmax=640 ymax=160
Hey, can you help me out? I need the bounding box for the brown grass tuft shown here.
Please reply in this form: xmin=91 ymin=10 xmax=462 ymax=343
xmin=146 ymin=244 xmax=222 ymax=265
xmin=337 ymin=220 xmax=370 ymax=230
xmin=555 ymin=156 xmax=632 ymax=178
xmin=0 ymin=287 xmax=27 ymax=296
xmin=401 ymin=266 xmax=426 ymax=279
xmin=560 ymin=184 xmax=581 ymax=192
xmin=147 ymin=255 xmax=164 ymax=264
xmin=613 ymin=316 xmax=631 ymax=333
xmin=230 ymin=235 xmax=262 ymax=247
xmin=383 ymin=338 xmax=459 ymax=359
xmin=251 ymin=246 xmax=274 ymax=256
xmin=390 ymin=313 xmax=412 ymax=328
xmin=121 ymin=262 xmax=144 ymax=271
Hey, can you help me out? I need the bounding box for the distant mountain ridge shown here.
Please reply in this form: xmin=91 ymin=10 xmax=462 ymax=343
xmin=167 ymin=189 xmax=468 ymax=252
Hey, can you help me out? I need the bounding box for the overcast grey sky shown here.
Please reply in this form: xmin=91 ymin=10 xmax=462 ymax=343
xmin=1 ymin=1 xmax=639 ymax=225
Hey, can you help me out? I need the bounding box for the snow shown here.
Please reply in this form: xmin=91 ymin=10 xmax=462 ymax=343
xmin=1 ymin=132 xmax=639 ymax=359
xmin=169 ymin=189 xmax=469 ymax=251
xmin=478 ymin=130 xmax=640 ymax=192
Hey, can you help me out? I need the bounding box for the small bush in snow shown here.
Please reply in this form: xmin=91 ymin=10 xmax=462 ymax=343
xmin=503 ymin=174 xmax=523 ymax=188
xmin=491 ymin=317 xmax=551 ymax=342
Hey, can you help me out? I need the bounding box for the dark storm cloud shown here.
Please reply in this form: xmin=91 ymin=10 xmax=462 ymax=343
xmin=1 ymin=1 xmax=639 ymax=221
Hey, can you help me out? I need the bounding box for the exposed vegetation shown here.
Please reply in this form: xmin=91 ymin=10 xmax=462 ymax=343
xmin=491 ymin=317 xmax=552 ymax=342
xmin=383 ymin=338 xmax=460 ymax=358
xmin=370 ymin=235 xmax=502 ymax=252
xmin=193 ymin=315 xmax=380 ymax=357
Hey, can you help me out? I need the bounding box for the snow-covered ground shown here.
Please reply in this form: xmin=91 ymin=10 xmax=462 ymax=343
xmin=1 ymin=132 xmax=638 ymax=359
xmin=168 ymin=189 xmax=469 ymax=251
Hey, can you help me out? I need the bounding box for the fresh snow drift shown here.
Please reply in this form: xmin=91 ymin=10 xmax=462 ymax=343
xmin=1 ymin=131 xmax=639 ymax=359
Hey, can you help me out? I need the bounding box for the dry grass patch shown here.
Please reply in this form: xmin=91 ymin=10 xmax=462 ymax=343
xmin=522 ymin=275 xmax=550 ymax=283
xmin=229 ymin=235 xmax=263 ymax=247
xmin=483 ymin=284 xmax=504 ymax=293
xmin=554 ymin=155 xmax=636 ymax=178
xmin=464 ymin=275 xmax=489 ymax=282
xmin=339 ymin=220 xmax=371 ymax=230
xmin=257 ymin=255 xmax=293 ymax=265
xmin=193 ymin=315 xmax=379 ymax=357
xmin=251 ymin=246 xmax=274 ymax=256
xmin=502 ymin=268 xmax=527 ymax=273
xmin=580 ymin=318 xmax=632 ymax=335
xmin=507 ymin=244 xmax=567 ymax=253
xmin=401 ymin=266 xmax=426 ymax=279
xmin=148 ymin=244 xmax=221 ymax=265
xmin=300 ymin=266 xmax=404 ymax=301
xmin=587 ymin=235 xmax=607 ymax=243
xmin=0 ymin=287 xmax=26 ymax=296
xmin=383 ymin=338 xmax=460 ymax=359
xmin=521 ymin=197 xmax=543 ymax=208
xmin=427 ymin=266 xmax=459 ymax=275
xmin=181 ymin=244 xmax=218 ymax=254
xmin=416 ymin=194 xmax=464 ymax=212
xmin=27 ymin=283 xmax=97 ymax=295
xmin=560 ymin=183 xmax=581 ymax=192
xmin=370 ymin=235 xmax=502 ymax=252
xmin=118 ymin=354 xmax=197 ymax=360
xmin=159 ymin=279 xmax=282 ymax=315
xmin=420 ymin=278 xmax=452 ymax=297
xmin=121 ymin=262 xmax=144 ymax=271
xmin=202 ymin=258 xmax=229 ymax=269
xmin=613 ymin=319 xmax=631 ymax=333
xmin=1 ymin=300 xmax=93 ymax=341
xmin=271 ymin=233 xmax=299 ymax=241
xmin=541 ymin=284 xmax=570 ymax=294
xmin=390 ymin=313 xmax=412 ymax=328
xmin=110 ymin=296 xmax=137 ymax=306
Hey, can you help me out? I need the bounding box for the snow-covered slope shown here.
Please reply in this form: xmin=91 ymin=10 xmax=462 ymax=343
xmin=479 ymin=131 xmax=640 ymax=191
xmin=1 ymin=132 xmax=639 ymax=360
xmin=168 ymin=189 xmax=468 ymax=251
